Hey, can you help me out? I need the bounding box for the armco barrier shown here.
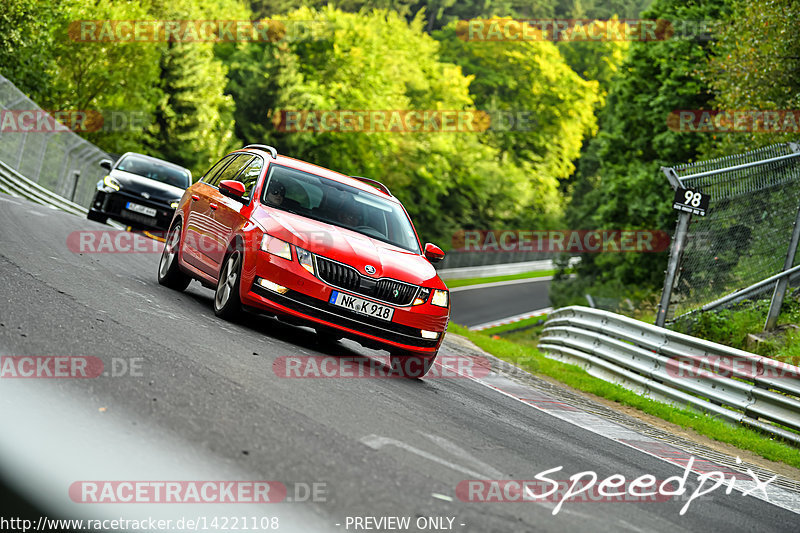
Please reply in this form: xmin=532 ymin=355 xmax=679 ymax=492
xmin=0 ymin=158 xmax=88 ymax=217
xmin=538 ymin=306 xmax=800 ymax=445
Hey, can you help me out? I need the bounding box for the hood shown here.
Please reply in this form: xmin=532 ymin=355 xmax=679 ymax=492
xmin=253 ymin=207 xmax=443 ymax=288
xmin=110 ymin=169 xmax=186 ymax=203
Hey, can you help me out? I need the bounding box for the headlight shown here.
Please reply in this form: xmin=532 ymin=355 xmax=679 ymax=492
xmin=413 ymin=288 xmax=431 ymax=306
xmin=103 ymin=175 xmax=121 ymax=191
xmin=296 ymin=247 xmax=315 ymax=275
xmin=261 ymin=235 xmax=292 ymax=261
xmin=431 ymin=289 xmax=449 ymax=308
xmin=170 ymin=201 xmax=179 ymax=209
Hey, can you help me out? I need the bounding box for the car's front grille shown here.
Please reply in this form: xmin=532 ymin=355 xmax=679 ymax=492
xmin=316 ymin=256 xmax=360 ymax=291
xmin=315 ymin=256 xmax=419 ymax=306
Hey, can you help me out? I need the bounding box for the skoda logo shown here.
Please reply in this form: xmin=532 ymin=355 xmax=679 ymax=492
xmin=364 ymin=265 xmax=376 ymax=275
xmin=141 ymin=192 xmax=150 ymax=199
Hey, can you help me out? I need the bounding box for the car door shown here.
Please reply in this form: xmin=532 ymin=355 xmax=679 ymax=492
xmin=183 ymin=154 xmax=239 ymax=274
xmin=203 ymin=154 xmax=257 ymax=272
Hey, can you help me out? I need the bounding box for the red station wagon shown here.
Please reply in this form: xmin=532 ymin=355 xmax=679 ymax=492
xmin=157 ymin=145 xmax=450 ymax=377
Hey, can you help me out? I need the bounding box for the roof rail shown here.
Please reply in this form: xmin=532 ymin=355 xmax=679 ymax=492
xmin=350 ymin=176 xmax=392 ymax=196
xmin=244 ymin=144 xmax=278 ymax=159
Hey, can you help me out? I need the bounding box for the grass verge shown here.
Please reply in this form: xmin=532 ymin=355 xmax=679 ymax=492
xmin=444 ymin=269 xmax=559 ymax=289
xmin=479 ymin=314 xmax=548 ymax=336
xmin=449 ymin=322 xmax=800 ymax=469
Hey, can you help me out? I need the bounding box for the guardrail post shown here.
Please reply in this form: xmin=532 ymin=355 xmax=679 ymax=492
xmin=69 ymin=170 xmax=81 ymax=202
xmin=656 ymin=167 xmax=691 ymax=327
xmin=765 ymin=150 xmax=800 ymax=330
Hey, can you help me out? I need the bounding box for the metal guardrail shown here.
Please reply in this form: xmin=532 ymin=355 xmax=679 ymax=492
xmin=0 ymin=159 xmax=88 ymax=216
xmin=539 ymin=306 xmax=800 ymax=445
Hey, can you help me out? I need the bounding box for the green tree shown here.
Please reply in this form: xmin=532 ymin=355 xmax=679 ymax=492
xmin=554 ymin=0 xmax=732 ymax=308
xmin=436 ymin=19 xmax=601 ymax=197
xmin=222 ymin=7 xmax=560 ymax=244
xmin=701 ymin=0 xmax=800 ymax=157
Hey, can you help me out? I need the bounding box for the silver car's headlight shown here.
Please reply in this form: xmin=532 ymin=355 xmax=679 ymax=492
xmin=103 ymin=175 xmax=121 ymax=191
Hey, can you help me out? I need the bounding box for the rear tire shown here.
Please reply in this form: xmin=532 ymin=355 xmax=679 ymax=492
xmin=389 ymin=352 xmax=436 ymax=378
xmin=158 ymin=222 xmax=191 ymax=291
xmin=214 ymin=249 xmax=243 ymax=319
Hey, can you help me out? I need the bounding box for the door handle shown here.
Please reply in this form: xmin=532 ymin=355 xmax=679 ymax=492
xmin=191 ymin=194 xmax=200 ymax=201
xmin=210 ymin=203 xmax=218 ymax=210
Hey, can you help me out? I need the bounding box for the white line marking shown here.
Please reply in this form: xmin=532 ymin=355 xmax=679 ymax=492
xmin=469 ymin=307 xmax=552 ymax=331
xmin=420 ymin=432 xmax=505 ymax=478
xmin=360 ymin=434 xmax=488 ymax=478
xmin=449 ymin=276 xmax=554 ymax=292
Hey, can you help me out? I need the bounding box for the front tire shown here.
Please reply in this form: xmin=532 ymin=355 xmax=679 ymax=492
xmin=389 ymin=352 xmax=437 ymax=378
xmin=158 ymin=222 xmax=191 ymax=291
xmin=315 ymin=326 xmax=342 ymax=345
xmin=214 ymin=249 xmax=243 ymax=319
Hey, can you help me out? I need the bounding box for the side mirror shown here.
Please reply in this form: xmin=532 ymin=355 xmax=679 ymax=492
xmin=219 ymin=180 xmax=246 ymax=201
xmin=99 ymin=159 xmax=112 ymax=170
xmin=424 ymin=243 xmax=445 ymax=264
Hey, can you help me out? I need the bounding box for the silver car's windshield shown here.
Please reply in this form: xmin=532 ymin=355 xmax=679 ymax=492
xmin=116 ymin=154 xmax=191 ymax=189
xmin=262 ymin=165 xmax=420 ymax=253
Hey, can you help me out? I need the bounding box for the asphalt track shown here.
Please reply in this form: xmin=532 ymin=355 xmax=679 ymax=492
xmin=1 ymin=193 xmax=798 ymax=533
xmin=449 ymin=279 xmax=551 ymax=329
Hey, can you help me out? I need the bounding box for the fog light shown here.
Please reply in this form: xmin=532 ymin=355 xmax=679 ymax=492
xmin=257 ymin=277 xmax=289 ymax=294
xmin=420 ymin=330 xmax=439 ymax=339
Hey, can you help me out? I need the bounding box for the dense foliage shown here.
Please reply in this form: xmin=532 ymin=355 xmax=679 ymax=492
xmin=551 ymin=0 xmax=733 ymax=307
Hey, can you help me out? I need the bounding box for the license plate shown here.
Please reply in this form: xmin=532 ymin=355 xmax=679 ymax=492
xmin=329 ymin=290 xmax=394 ymax=321
xmin=126 ymin=202 xmax=157 ymax=217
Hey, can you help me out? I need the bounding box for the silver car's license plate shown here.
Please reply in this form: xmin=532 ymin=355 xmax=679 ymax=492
xmin=329 ymin=290 xmax=394 ymax=321
xmin=126 ymin=202 xmax=157 ymax=217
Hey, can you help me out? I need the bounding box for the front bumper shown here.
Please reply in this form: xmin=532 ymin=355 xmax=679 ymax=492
xmin=91 ymin=190 xmax=175 ymax=231
xmin=240 ymin=247 xmax=449 ymax=354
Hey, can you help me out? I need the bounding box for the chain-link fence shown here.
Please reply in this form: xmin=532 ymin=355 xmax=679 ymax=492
xmin=0 ymin=74 xmax=111 ymax=208
xmin=658 ymin=142 xmax=800 ymax=325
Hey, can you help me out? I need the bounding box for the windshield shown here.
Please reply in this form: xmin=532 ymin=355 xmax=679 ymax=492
xmin=115 ymin=154 xmax=191 ymax=189
xmin=262 ymin=165 xmax=420 ymax=253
